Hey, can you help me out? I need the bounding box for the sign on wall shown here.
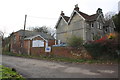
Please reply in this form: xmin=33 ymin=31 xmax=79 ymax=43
xmin=45 ymin=47 xmax=51 ymax=52
xmin=32 ymin=40 xmax=44 ymax=47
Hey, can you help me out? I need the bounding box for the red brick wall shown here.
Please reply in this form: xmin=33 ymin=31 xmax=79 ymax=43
xmin=31 ymin=47 xmax=45 ymax=56
xmin=52 ymin=47 xmax=72 ymax=58
xmin=52 ymin=47 xmax=92 ymax=59
xmin=30 ymin=46 xmax=92 ymax=59
xmin=10 ymin=32 xmax=21 ymax=53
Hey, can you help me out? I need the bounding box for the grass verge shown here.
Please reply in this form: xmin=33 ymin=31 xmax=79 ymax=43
xmin=0 ymin=65 xmax=25 ymax=80
xmin=2 ymin=51 xmax=119 ymax=64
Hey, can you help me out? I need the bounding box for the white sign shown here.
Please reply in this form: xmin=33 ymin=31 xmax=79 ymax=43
xmin=45 ymin=47 xmax=51 ymax=52
xmin=32 ymin=40 xmax=44 ymax=47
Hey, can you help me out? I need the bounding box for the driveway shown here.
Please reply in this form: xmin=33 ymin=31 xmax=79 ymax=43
xmin=2 ymin=55 xmax=118 ymax=78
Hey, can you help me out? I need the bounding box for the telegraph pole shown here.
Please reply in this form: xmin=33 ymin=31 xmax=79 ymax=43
xmin=22 ymin=14 xmax=27 ymax=54
xmin=24 ymin=15 xmax=27 ymax=31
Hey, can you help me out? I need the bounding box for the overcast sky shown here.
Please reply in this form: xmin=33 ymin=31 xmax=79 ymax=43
xmin=0 ymin=0 xmax=119 ymax=37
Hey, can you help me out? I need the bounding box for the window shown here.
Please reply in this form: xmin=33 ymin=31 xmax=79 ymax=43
xmin=105 ymin=28 xmax=107 ymax=33
xmin=91 ymin=33 xmax=95 ymax=40
xmin=91 ymin=23 xmax=94 ymax=28
xmin=98 ymin=22 xmax=102 ymax=29
xmin=100 ymin=23 xmax=102 ymax=29
xmin=109 ymin=27 xmax=111 ymax=32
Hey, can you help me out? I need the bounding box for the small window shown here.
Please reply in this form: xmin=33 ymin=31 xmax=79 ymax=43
xmin=99 ymin=23 xmax=100 ymax=29
xmin=98 ymin=22 xmax=102 ymax=29
xmin=105 ymin=28 xmax=107 ymax=32
xmin=91 ymin=23 xmax=94 ymax=28
xmin=109 ymin=27 xmax=111 ymax=32
xmin=100 ymin=23 xmax=102 ymax=29
xmin=91 ymin=33 xmax=95 ymax=40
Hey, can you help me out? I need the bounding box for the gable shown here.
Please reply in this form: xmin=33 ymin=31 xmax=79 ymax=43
xmin=70 ymin=12 xmax=84 ymax=24
xmin=96 ymin=14 xmax=105 ymax=23
xmin=55 ymin=15 xmax=69 ymax=29
xmin=56 ymin=18 xmax=68 ymax=34
xmin=57 ymin=18 xmax=66 ymax=28
xmin=68 ymin=11 xmax=85 ymax=24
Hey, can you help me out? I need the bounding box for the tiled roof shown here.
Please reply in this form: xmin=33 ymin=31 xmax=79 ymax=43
xmin=89 ymin=14 xmax=99 ymax=21
xmin=55 ymin=5 xmax=102 ymax=28
xmin=77 ymin=11 xmax=99 ymax=21
xmin=77 ymin=11 xmax=90 ymax=20
xmin=62 ymin=16 xmax=70 ymax=22
xmin=16 ymin=30 xmax=55 ymax=40
xmin=61 ymin=11 xmax=99 ymax=22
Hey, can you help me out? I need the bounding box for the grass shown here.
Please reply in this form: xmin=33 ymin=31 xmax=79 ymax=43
xmin=2 ymin=51 xmax=119 ymax=64
xmin=0 ymin=65 xmax=25 ymax=80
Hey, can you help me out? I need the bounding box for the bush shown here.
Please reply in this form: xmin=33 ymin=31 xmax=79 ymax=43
xmin=84 ymin=42 xmax=106 ymax=59
xmin=84 ymin=34 xmax=119 ymax=60
xmin=67 ymin=36 xmax=83 ymax=48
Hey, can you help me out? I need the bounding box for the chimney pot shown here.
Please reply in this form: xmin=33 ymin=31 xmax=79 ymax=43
xmin=74 ymin=4 xmax=79 ymax=11
xmin=75 ymin=4 xmax=78 ymax=8
xmin=61 ymin=11 xmax=64 ymax=16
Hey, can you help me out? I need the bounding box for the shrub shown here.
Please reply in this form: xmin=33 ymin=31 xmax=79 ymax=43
xmin=84 ymin=42 xmax=107 ymax=59
xmin=67 ymin=36 xmax=83 ymax=48
xmin=84 ymin=33 xmax=120 ymax=60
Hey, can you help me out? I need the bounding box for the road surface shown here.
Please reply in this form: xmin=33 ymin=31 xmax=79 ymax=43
xmin=2 ymin=55 xmax=118 ymax=78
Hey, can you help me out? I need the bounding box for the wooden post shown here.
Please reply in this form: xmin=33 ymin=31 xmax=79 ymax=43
xmin=22 ymin=15 xmax=27 ymax=54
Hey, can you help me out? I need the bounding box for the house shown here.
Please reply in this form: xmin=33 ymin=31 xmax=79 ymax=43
xmin=55 ymin=4 xmax=115 ymax=43
xmin=10 ymin=30 xmax=55 ymax=55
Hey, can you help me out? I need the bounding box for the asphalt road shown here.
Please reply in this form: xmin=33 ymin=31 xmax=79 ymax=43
xmin=2 ymin=55 xmax=118 ymax=78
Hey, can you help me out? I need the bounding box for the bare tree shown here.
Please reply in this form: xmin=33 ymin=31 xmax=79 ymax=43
xmin=104 ymin=11 xmax=116 ymax=20
xmin=0 ymin=30 xmax=4 ymax=39
xmin=27 ymin=26 xmax=56 ymax=36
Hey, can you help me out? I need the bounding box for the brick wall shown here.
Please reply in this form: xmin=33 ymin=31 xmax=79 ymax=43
xmin=52 ymin=47 xmax=92 ymax=59
xmin=10 ymin=32 xmax=22 ymax=54
xmin=30 ymin=46 xmax=92 ymax=59
xmin=31 ymin=47 xmax=45 ymax=56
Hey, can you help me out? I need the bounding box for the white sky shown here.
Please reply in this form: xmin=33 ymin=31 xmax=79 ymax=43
xmin=0 ymin=0 xmax=119 ymax=37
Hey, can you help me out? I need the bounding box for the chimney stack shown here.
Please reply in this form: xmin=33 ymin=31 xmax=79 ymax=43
xmin=60 ymin=11 xmax=65 ymax=16
xmin=96 ymin=8 xmax=102 ymax=14
xmin=74 ymin=4 xmax=79 ymax=11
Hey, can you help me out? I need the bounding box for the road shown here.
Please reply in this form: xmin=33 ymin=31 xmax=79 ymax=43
xmin=2 ymin=55 xmax=118 ymax=78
